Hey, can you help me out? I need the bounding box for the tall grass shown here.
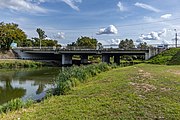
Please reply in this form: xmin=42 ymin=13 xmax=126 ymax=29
xmin=0 ymin=98 xmax=33 ymax=113
xmin=54 ymin=63 xmax=117 ymax=95
xmin=0 ymin=60 xmax=44 ymax=69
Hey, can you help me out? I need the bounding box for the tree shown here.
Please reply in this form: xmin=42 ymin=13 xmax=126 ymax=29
xmin=0 ymin=22 xmax=27 ymax=50
xmin=76 ymin=36 xmax=98 ymax=49
xmin=36 ymin=28 xmax=47 ymax=40
xmin=119 ymin=39 xmax=135 ymax=50
xmin=97 ymin=42 xmax=103 ymax=49
xmin=137 ymin=42 xmax=149 ymax=49
xmin=36 ymin=28 xmax=47 ymax=48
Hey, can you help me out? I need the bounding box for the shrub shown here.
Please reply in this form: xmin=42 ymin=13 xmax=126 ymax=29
xmin=0 ymin=98 xmax=33 ymax=113
xmin=54 ymin=63 xmax=116 ymax=95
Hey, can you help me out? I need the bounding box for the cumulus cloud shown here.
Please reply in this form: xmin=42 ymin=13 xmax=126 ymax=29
xmin=54 ymin=32 xmax=65 ymax=39
xmin=61 ymin=0 xmax=82 ymax=11
xmin=138 ymin=29 xmax=167 ymax=41
xmin=0 ymin=0 xmax=47 ymax=13
xmin=96 ymin=25 xmax=118 ymax=35
xmin=161 ymin=14 xmax=172 ymax=19
xmin=135 ymin=29 xmax=178 ymax=46
xmin=117 ymin=1 xmax=126 ymax=12
xmin=110 ymin=39 xmax=121 ymax=45
xmin=134 ymin=2 xmax=160 ymax=13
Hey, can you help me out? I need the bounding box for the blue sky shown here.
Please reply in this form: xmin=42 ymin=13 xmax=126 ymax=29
xmin=0 ymin=0 xmax=180 ymax=46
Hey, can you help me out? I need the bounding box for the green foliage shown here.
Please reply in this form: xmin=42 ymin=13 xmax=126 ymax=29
xmin=0 ymin=98 xmax=33 ymax=113
xmin=30 ymin=28 xmax=59 ymax=47
xmin=167 ymin=51 xmax=180 ymax=65
xmin=67 ymin=36 xmax=100 ymax=49
xmin=119 ymin=39 xmax=135 ymax=50
xmin=137 ymin=42 xmax=149 ymax=49
xmin=147 ymin=48 xmax=180 ymax=65
xmin=36 ymin=28 xmax=47 ymax=40
xmin=0 ymin=22 xmax=27 ymax=50
xmin=0 ymin=60 xmax=44 ymax=69
xmin=55 ymin=63 xmax=114 ymax=95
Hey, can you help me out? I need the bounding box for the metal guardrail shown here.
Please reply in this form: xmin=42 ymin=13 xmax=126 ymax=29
xmin=14 ymin=46 xmax=149 ymax=51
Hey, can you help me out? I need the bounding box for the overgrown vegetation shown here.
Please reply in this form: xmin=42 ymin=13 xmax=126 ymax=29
xmin=54 ymin=63 xmax=117 ymax=95
xmin=0 ymin=98 xmax=33 ymax=114
xmin=147 ymin=48 xmax=180 ymax=65
xmin=0 ymin=60 xmax=44 ymax=69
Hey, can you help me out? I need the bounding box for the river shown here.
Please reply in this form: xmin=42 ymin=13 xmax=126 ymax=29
xmin=0 ymin=67 xmax=60 ymax=105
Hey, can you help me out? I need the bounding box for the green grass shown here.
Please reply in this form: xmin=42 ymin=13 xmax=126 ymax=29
xmin=0 ymin=60 xmax=44 ymax=68
xmin=147 ymin=48 xmax=180 ymax=65
xmin=1 ymin=64 xmax=179 ymax=120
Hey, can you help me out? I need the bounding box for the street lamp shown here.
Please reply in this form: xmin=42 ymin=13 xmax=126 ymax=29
xmin=40 ymin=39 xmax=41 ymax=50
xmin=174 ymin=29 xmax=178 ymax=48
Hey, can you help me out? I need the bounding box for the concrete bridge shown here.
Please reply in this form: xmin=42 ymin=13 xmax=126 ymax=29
xmin=13 ymin=47 xmax=162 ymax=66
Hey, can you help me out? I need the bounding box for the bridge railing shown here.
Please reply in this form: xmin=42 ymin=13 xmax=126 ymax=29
xmin=13 ymin=46 xmax=150 ymax=51
xmin=13 ymin=43 xmax=180 ymax=51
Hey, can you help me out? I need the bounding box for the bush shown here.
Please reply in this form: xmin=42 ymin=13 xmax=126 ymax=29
xmin=0 ymin=98 xmax=33 ymax=113
xmin=54 ymin=63 xmax=116 ymax=95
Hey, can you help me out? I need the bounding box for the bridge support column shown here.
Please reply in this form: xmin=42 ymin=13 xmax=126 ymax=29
xmin=62 ymin=54 xmax=72 ymax=65
xmin=102 ymin=54 xmax=110 ymax=63
xmin=145 ymin=53 xmax=149 ymax=60
xmin=114 ymin=55 xmax=120 ymax=65
xmin=81 ymin=55 xmax=88 ymax=64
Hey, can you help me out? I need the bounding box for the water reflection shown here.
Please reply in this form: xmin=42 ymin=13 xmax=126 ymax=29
xmin=0 ymin=67 xmax=60 ymax=105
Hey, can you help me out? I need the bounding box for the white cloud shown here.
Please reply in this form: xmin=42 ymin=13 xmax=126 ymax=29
xmin=139 ymin=29 xmax=166 ymax=41
xmin=61 ymin=0 xmax=82 ymax=11
xmin=55 ymin=32 xmax=65 ymax=39
xmin=136 ymin=29 xmax=178 ymax=45
xmin=161 ymin=14 xmax=172 ymax=19
xmin=117 ymin=1 xmax=126 ymax=12
xmin=96 ymin=25 xmax=118 ymax=35
xmin=110 ymin=39 xmax=121 ymax=45
xmin=0 ymin=0 xmax=47 ymax=13
xmin=134 ymin=2 xmax=160 ymax=13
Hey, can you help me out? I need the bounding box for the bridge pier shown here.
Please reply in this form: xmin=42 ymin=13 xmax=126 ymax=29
xmin=114 ymin=55 xmax=120 ymax=65
xmin=145 ymin=53 xmax=149 ymax=60
xmin=102 ymin=54 xmax=110 ymax=63
xmin=62 ymin=54 xmax=72 ymax=65
xmin=81 ymin=55 xmax=88 ymax=64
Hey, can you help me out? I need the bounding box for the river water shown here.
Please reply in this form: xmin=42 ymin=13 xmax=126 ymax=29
xmin=0 ymin=67 xmax=60 ymax=105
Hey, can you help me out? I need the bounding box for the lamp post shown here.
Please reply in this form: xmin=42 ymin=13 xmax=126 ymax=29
xmin=40 ymin=39 xmax=41 ymax=50
xmin=174 ymin=29 xmax=178 ymax=48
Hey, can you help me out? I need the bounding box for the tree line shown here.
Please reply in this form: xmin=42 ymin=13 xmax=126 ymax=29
xmin=0 ymin=22 xmax=60 ymax=50
xmin=0 ymin=22 xmax=150 ymax=50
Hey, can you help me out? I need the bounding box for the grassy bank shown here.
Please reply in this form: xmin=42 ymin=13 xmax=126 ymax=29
xmin=0 ymin=59 xmax=44 ymax=68
xmin=1 ymin=64 xmax=179 ymax=120
xmin=147 ymin=48 xmax=180 ymax=65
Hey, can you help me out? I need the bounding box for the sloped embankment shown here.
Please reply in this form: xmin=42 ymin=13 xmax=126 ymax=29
xmin=0 ymin=64 xmax=179 ymax=120
xmin=148 ymin=48 xmax=180 ymax=65
xmin=0 ymin=50 xmax=17 ymax=59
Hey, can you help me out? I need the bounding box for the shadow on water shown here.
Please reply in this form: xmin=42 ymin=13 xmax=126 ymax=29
xmin=0 ymin=67 xmax=60 ymax=105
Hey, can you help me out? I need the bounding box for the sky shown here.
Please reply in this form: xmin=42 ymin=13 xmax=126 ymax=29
xmin=0 ymin=0 xmax=180 ymax=46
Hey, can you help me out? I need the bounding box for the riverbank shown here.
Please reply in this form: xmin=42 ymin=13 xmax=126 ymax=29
xmin=1 ymin=64 xmax=179 ymax=119
xmin=0 ymin=59 xmax=44 ymax=68
xmin=0 ymin=50 xmax=44 ymax=68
